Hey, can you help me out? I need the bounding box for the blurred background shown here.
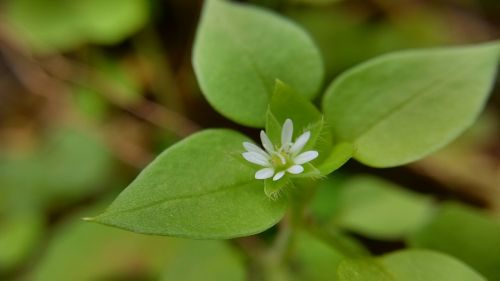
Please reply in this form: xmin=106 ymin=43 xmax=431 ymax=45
xmin=0 ymin=0 xmax=499 ymax=280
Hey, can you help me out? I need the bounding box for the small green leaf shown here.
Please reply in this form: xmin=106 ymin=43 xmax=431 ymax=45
xmin=292 ymin=231 xmax=345 ymax=281
xmin=409 ymin=202 xmax=500 ymax=280
xmin=267 ymin=81 xmax=332 ymax=165
xmin=267 ymin=81 xmax=353 ymax=175
xmin=319 ymin=176 xmax=434 ymax=240
xmin=193 ymin=0 xmax=323 ymax=127
xmin=269 ymin=80 xmax=322 ymax=131
xmin=161 ymin=240 xmax=245 ymax=281
xmin=337 ymin=249 xmax=486 ymax=281
xmin=316 ymin=142 xmax=354 ymax=175
xmin=93 ymin=129 xmax=288 ymax=239
xmin=380 ymin=250 xmax=486 ymax=281
xmin=5 ymin=0 xmax=149 ymax=53
xmin=265 ymin=109 xmax=283 ymax=146
xmin=323 ymin=42 xmax=500 ymax=167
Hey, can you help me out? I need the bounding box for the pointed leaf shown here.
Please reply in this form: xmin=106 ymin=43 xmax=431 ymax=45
xmin=323 ymin=42 xmax=500 ymax=167
xmin=92 ymin=129 xmax=287 ymax=239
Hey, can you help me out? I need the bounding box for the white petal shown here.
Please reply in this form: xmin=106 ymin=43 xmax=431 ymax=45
xmin=290 ymin=131 xmax=311 ymax=155
xmin=273 ymin=171 xmax=285 ymax=181
xmin=281 ymin=119 xmax=293 ymax=147
xmin=287 ymin=165 xmax=304 ymax=174
xmin=260 ymin=131 xmax=275 ymax=153
xmin=243 ymin=142 xmax=268 ymax=157
xmin=255 ymin=168 xmax=274 ymax=179
xmin=294 ymin=150 xmax=319 ymax=164
xmin=243 ymin=152 xmax=270 ymax=166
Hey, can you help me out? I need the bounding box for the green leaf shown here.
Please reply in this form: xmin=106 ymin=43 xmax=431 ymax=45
xmin=267 ymin=81 xmax=339 ymax=172
xmin=269 ymin=80 xmax=322 ymax=131
xmin=0 ymin=128 xmax=113 ymax=210
xmin=323 ymin=42 xmax=500 ymax=167
xmin=337 ymin=259 xmax=392 ymax=280
xmin=161 ymin=240 xmax=245 ymax=281
xmin=316 ymin=142 xmax=354 ymax=175
xmin=322 ymin=176 xmax=434 ymax=240
xmin=76 ymin=0 xmax=148 ymax=44
xmin=92 ymin=129 xmax=288 ymax=239
xmin=337 ymin=249 xmax=486 ymax=281
xmin=291 ymin=231 xmax=344 ymax=281
xmin=266 ymin=81 xmax=324 ymax=149
xmin=408 ymin=202 xmax=500 ymax=280
xmin=0 ymin=212 xmax=44 ymax=272
xmin=31 ymin=207 xmax=179 ymax=281
xmin=5 ymin=0 xmax=149 ymax=53
xmin=193 ymin=0 xmax=323 ymax=127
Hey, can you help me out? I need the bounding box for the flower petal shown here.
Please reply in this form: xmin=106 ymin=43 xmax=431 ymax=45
xmin=294 ymin=150 xmax=319 ymax=164
xmin=281 ymin=119 xmax=293 ymax=147
xmin=243 ymin=152 xmax=270 ymax=166
xmin=287 ymin=165 xmax=304 ymax=174
xmin=290 ymin=131 xmax=311 ymax=155
xmin=260 ymin=131 xmax=275 ymax=153
xmin=243 ymin=142 xmax=268 ymax=157
xmin=255 ymin=168 xmax=274 ymax=179
xmin=273 ymin=171 xmax=285 ymax=181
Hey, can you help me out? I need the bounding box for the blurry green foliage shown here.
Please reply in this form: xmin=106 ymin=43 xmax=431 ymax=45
xmin=30 ymin=205 xmax=244 ymax=281
xmin=73 ymin=53 xmax=143 ymax=121
xmin=0 ymin=128 xmax=114 ymax=211
xmin=160 ymin=240 xmax=245 ymax=281
xmin=0 ymin=212 xmax=44 ymax=272
xmin=337 ymin=250 xmax=486 ymax=281
xmin=311 ymin=175 xmax=434 ymax=240
xmin=409 ymin=202 xmax=500 ymax=280
xmin=4 ymin=0 xmax=149 ymax=53
xmin=74 ymin=86 xmax=110 ymax=122
xmin=286 ymin=6 xmax=456 ymax=79
xmin=91 ymin=54 xmax=143 ymax=105
xmin=288 ymin=0 xmax=342 ymax=6
xmin=291 ymin=230 xmax=344 ymax=281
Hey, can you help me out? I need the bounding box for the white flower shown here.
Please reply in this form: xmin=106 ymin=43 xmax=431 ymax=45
xmin=242 ymin=119 xmax=319 ymax=181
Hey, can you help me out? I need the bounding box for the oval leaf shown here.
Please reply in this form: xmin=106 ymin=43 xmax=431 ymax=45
xmin=92 ymin=129 xmax=287 ymax=239
xmin=193 ymin=0 xmax=323 ymax=127
xmin=316 ymin=142 xmax=354 ymax=175
xmin=338 ymin=249 xmax=486 ymax=281
xmin=5 ymin=0 xmax=149 ymax=53
xmin=332 ymin=176 xmax=434 ymax=240
xmin=408 ymin=202 xmax=500 ymax=280
xmin=323 ymin=43 xmax=499 ymax=167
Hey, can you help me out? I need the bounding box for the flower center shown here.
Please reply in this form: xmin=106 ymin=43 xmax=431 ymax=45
xmin=270 ymin=152 xmax=291 ymax=170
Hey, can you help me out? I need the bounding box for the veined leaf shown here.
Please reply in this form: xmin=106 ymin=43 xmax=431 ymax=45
xmin=193 ymin=0 xmax=323 ymax=127
xmin=323 ymin=42 xmax=500 ymax=167
xmin=92 ymin=129 xmax=287 ymax=239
